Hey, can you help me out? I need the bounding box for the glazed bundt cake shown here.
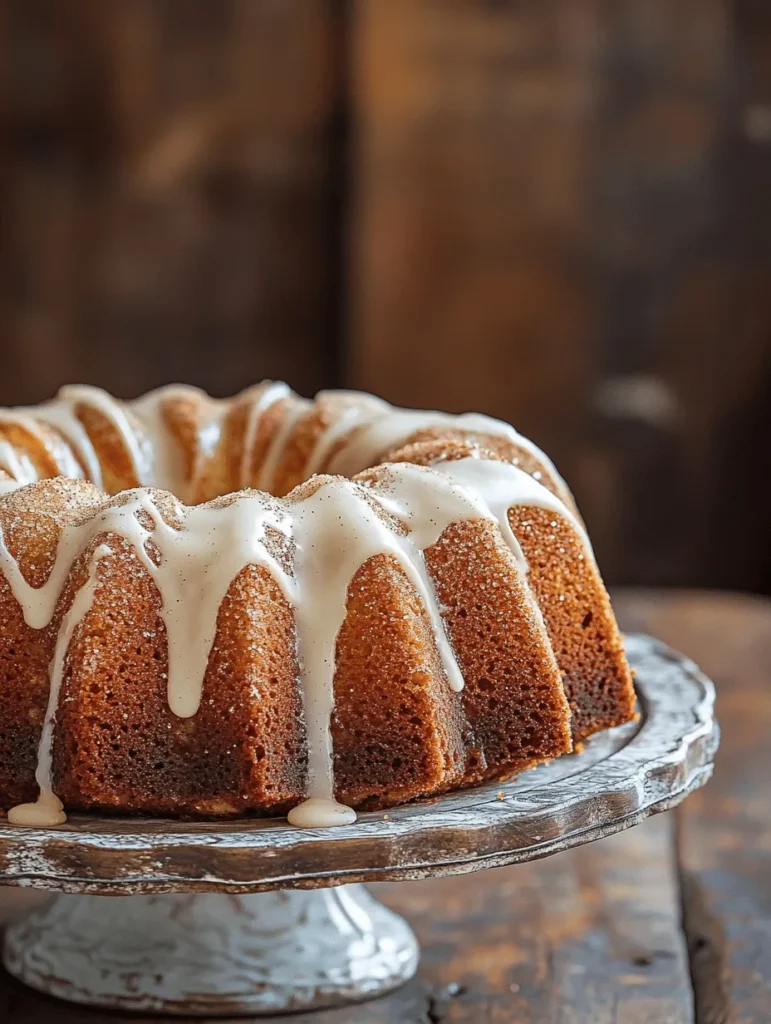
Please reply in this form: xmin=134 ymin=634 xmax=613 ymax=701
xmin=0 ymin=383 xmax=635 ymax=828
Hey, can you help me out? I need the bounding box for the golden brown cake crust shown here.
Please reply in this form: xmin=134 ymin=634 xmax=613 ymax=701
xmin=0 ymin=479 xmax=106 ymax=808
xmin=510 ymin=506 xmax=636 ymax=741
xmin=386 ymin=439 xmax=635 ymax=742
xmin=0 ymin=384 xmax=635 ymax=822
xmin=425 ymin=520 xmax=573 ymax=779
xmin=53 ymin=551 xmax=308 ymax=817
xmin=331 ymin=554 xmax=468 ymax=810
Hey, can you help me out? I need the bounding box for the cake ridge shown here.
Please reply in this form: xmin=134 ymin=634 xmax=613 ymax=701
xmin=1 ymin=456 xmax=587 ymax=829
xmin=0 ymin=382 xmax=570 ymax=505
xmin=0 ymin=383 xmax=636 ymax=830
xmin=240 ymin=381 xmax=291 ymax=489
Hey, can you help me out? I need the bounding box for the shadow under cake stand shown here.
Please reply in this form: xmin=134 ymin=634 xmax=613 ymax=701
xmin=0 ymin=634 xmax=718 ymax=1017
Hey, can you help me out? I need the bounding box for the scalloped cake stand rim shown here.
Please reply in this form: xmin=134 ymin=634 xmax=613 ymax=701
xmin=0 ymin=634 xmax=718 ymax=896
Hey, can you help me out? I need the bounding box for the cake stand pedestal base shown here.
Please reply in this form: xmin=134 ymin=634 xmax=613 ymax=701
xmin=0 ymin=639 xmax=718 ymax=1018
xmin=3 ymin=885 xmax=419 ymax=1016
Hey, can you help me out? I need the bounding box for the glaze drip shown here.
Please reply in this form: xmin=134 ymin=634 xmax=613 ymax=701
xmin=0 ymin=458 xmax=585 ymax=829
xmin=0 ymin=382 xmax=567 ymax=505
xmin=0 ymin=383 xmax=584 ymax=829
xmin=7 ymin=543 xmax=112 ymax=827
xmin=240 ymin=381 xmax=290 ymax=488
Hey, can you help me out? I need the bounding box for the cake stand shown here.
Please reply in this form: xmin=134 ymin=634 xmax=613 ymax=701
xmin=0 ymin=634 xmax=718 ymax=1017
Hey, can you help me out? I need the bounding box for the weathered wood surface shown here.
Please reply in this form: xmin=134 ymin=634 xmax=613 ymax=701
xmin=1 ymin=0 xmax=339 ymax=403
xmin=615 ymin=590 xmax=771 ymax=1024
xmin=2 ymin=1 xmax=771 ymax=591
xmin=0 ymin=819 xmax=693 ymax=1024
xmin=347 ymin=0 xmax=771 ymax=591
xmin=0 ymin=636 xmax=716 ymax=896
xmin=1 ymin=588 xmax=768 ymax=1021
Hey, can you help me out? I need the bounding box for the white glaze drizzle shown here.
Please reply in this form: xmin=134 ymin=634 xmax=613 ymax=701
xmin=240 ymin=382 xmax=290 ymax=488
xmin=256 ymin=396 xmax=311 ymax=493
xmin=0 ymin=440 xmax=38 ymax=488
xmin=323 ymin=397 xmax=566 ymax=495
xmin=0 ymin=455 xmax=586 ymax=829
xmin=0 ymin=382 xmax=580 ymax=829
xmin=190 ymin=401 xmax=229 ymax=500
xmin=34 ymin=401 xmax=104 ymax=489
xmin=130 ymin=385 xmax=201 ymax=501
xmin=423 ymin=456 xmax=590 ymax=564
xmin=0 ymin=477 xmax=21 ymax=497
xmin=0 ymin=385 xmax=146 ymax=494
xmin=59 ymin=385 xmax=152 ymax=483
xmin=0 ymin=385 xmax=210 ymax=499
xmin=303 ymin=393 xmax=390 ymax=479
xmin=7 ymin=543 xmax=112 ymax=826
xmin=1 ymin=491 xmax=287 ymax=716
xmin=0 ymin=413 xmax=85 ymax=483
xmin=0 ymin=382 xmax=564 ymax=511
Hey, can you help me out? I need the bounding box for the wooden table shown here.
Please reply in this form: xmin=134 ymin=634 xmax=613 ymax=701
xmin=1 ymin=589 xmax=768 ymax=1022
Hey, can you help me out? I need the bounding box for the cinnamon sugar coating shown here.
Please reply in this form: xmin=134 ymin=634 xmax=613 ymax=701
xmin=0 ymin=385 xmax=634 ymax=821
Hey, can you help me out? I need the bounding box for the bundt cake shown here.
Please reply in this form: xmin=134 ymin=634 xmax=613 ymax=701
xmin=0 ymin=383 xmax=635 ymax=829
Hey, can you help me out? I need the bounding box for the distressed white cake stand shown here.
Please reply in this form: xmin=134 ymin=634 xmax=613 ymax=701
xmin=0 ymin=635 xmax=718 ymax=1017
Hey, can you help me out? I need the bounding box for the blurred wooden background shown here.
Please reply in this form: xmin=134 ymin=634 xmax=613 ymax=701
xmin=1 ymin=0 xmax=770 ymax=591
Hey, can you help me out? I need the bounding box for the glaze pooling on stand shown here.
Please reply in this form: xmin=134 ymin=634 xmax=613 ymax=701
xmin=0 ymin=382 xmax=591 ymax=829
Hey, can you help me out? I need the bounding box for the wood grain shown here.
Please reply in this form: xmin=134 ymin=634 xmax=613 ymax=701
xmin=1 ymin=0 xmax=340 ymax=404
xmin=0 ymin=818 xmax=692 ymax=1023
xmin=0 ymin=618 xmax=716 ymax=1019
xmin=0 ymin=590 xmax=769 ymax=1020
xmin=0 ymin=637 xmax=716 ymax=896
xmin=374 ymin=816 xmax=693 ymax=1024
xmin=2 ymin=0 xmax=771 ymax=591
xmin=348 ymin=0 xmax=596 ymax=431
xmin=615 ymin=589 xmax=771 ymax=1024
xmin=347 ymin=0 xmax=771 ymax=590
